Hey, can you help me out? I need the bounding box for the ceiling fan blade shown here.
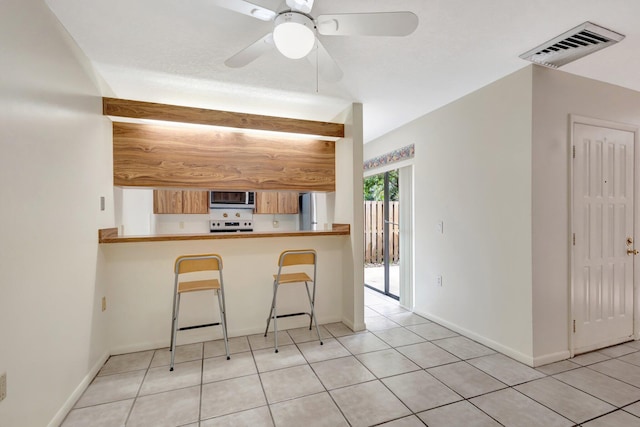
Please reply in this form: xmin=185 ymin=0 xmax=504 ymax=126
xmin=210 ymin=0 xmax=277 ymax=21
xmin=225 ymin=33 xmax=274 ymax=68
xmin=286 ymin=0 xmax=314 ymax=14
xmin=308 ymin=40 xmax=343 ymax=83
xmin=316 ymin=12 xmax=419 ymax=37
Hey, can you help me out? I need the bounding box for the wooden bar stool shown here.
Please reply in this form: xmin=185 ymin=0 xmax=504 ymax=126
xmin=264 ymin=249 xmax=323 ymax=353
xmin=170 ymin=253 xmax=229 ymax=371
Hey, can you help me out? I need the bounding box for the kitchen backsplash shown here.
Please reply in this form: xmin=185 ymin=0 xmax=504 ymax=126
xmin=117 ymin=188 xmax=331 ymax=235
xmin=252 ymin=214 xmax=298 ymax=232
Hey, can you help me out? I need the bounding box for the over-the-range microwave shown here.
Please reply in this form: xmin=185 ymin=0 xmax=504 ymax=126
xmin=209 ymin=190 xmax=255 ymax=209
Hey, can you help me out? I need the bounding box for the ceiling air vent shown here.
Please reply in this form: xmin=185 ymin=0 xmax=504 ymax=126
xmin=519 ymin=21 xmax=624 ymax=68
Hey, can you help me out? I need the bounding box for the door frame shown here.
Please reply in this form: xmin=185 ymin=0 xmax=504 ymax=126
xmin=569 ymin=114 xmax=640 ymax=357
xmin=363 ymin=163 xmax=414 ymax=308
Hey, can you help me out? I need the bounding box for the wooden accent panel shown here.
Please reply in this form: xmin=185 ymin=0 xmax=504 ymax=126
xmin=331 ymin=223 xmax=351 ymax=233
xmin=98 ymin=228 xmax=118 ymax=241
xmin=153 ymin=190 xmax=182 ymax=214
xmin=113 ymin=122 xmax=336 ymax=191
xmin=104 ymin=98 xmax=344 ymax=138
xmin=182 ymin=190 xmax=209 ymax=214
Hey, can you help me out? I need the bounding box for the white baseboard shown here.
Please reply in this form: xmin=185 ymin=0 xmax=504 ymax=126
xmin=109 ymin=316 xmax=344 ymax=355
xmin=47 ymin=351 xmax=110 ymax=427
xmin=413 ymin=309 xmax=538 ymax=367
xmin=343 ymin=316 xmax=366 ymax=332
xmin=532 ymin=350 xmax=571 ymax=367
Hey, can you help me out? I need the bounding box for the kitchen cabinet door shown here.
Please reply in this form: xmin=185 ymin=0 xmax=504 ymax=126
xmin=255 ymin=192 xmax=299 ymax=214
xmin=255 ymin=192 xmax=278 ymax=214
xmin=153 ymin=190 xmax=209 ymax=214
xmin=182 ymin=190 xmax=209 ymax=214
xmin=277 ymin=192 xmax=299 ymax=214
xmin=153 ymin=190 xmax=183 ymax=214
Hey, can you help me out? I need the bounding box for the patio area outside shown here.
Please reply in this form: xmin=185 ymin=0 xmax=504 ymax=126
xmin=364 ymin=264 xmax=400 ymax=297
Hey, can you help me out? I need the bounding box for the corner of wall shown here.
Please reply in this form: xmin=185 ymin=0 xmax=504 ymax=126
xmin=336 ymin=103 xmax=365 ymax=331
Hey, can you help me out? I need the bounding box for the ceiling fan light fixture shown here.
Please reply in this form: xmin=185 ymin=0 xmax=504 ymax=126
xmin=273 ymin=12 xmax=316 ymax=59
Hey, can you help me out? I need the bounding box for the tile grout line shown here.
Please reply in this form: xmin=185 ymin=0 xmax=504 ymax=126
xmin=122 ymin=351 xmax=154 ymax=426
xmin=294 ymin=334 xmax=354 ymax=427
xmin=197 ymin=348 xmax=204 ymax=427
xmin=255 ymin=330 xmax=285 ymax=427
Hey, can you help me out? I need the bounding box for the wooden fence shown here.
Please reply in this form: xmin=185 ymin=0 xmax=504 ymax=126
xmin=364 ymin=201 xmax=399 ymax=264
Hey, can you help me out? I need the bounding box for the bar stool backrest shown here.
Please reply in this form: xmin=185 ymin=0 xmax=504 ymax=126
xmin=278 ymin=249 xmax=316 ymax=267
xmin=175 ymin=255 xmax=222 ymax=274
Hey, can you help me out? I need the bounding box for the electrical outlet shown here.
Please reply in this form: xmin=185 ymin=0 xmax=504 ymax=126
xmin=179 ymin=221 xmax=185 ymax=229
xmin=437 ymin=221 xmax=444 ymax=234
xmin=436 ymin=275 xmax=443 ymax=287
xmin=272 ymin=220 xmax=279 ymax=228
xmin=0 ymin=372 xmax=6 ymax=402
xmin=102 ymin=297 xmax=107 ymax=312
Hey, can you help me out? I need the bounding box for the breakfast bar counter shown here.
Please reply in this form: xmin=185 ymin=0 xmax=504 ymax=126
xmin=98 ymin=223 xmax=356 ymax=355
xmin=98 ymin=224 xmax=350 ymax=243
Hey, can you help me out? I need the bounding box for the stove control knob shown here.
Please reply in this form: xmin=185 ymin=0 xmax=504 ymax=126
xmin=223 ymin=213 xmax=228 ymax=218
xmin=235 ymin=212 xmax=240 ymax=217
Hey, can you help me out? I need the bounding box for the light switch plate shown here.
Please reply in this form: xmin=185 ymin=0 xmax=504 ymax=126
xmin=437 ymin=221 xmax=444 ymax=234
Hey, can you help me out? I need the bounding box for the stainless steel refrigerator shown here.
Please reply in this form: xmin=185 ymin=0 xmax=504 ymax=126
xmin=298 ymin=192 xmax=317 ymax=230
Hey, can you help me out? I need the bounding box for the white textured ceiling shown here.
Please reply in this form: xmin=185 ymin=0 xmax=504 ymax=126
xmin=45 ymin=0 xmax=640 ymax=142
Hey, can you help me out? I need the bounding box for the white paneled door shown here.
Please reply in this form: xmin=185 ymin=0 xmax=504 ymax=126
xmin=572 ymin=121 xmax=636 ymax=354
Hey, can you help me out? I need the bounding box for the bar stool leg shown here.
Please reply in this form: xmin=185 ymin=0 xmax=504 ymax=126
xmin=170 ymin=293 xmax=181 ymax=371
xmin=304 ymin=281 xmax=323 ymax=345
xmin=265 ymin=280 xmax=281 ymax=353
xmin=169 ymin=288 xmax=178 ymax=351
xmin=264 ymin=280 xmax=277 ymax=337
xmin=217 ymin=290 xmax=230 ymax=360
xmin=272 ymin=282 xmax=280 ymax=353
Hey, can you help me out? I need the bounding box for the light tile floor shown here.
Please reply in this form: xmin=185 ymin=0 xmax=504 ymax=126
xmin=61 ymin=289 xmax=640 ymax=427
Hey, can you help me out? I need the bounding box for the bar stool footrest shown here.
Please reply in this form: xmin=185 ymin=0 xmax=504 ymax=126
xmin=178 ymin=322 xmax=221 ymax=331
xmin=270 ymin=312 xmax=310 ymax=320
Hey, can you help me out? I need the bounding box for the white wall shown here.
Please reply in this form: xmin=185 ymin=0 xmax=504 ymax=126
xmin=365 ymin=68 xmax=535 ymax=363
xmin=531 ymin=66 xmax=640 ymax=363
xmin=119 ymin=188 xmax=155 ymax=235
xmin=0 ymin=1 xmax=113 ymax=426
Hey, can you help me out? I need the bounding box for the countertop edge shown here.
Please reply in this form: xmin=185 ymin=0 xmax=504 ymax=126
xmin=98 ymin=224 xmax=350 ymax=243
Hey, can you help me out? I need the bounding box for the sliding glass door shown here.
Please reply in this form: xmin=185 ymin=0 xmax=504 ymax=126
xmin=364 ymin=169 xmax=400 ymax=299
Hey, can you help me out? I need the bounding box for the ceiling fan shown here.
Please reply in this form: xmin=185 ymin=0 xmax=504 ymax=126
xmin=213 ymin=0 xmax=419 ymax=82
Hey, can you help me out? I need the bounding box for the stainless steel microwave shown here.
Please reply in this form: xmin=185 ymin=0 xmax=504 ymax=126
xmin=209 ymin=191 xmax=255 ymax=209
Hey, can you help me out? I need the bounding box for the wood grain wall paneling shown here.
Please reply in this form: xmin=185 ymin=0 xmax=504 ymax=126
xmin=113 ymin=122 xmax=336 ymax=191
xmin=103 ymin=98 xmax=344 ymax=138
